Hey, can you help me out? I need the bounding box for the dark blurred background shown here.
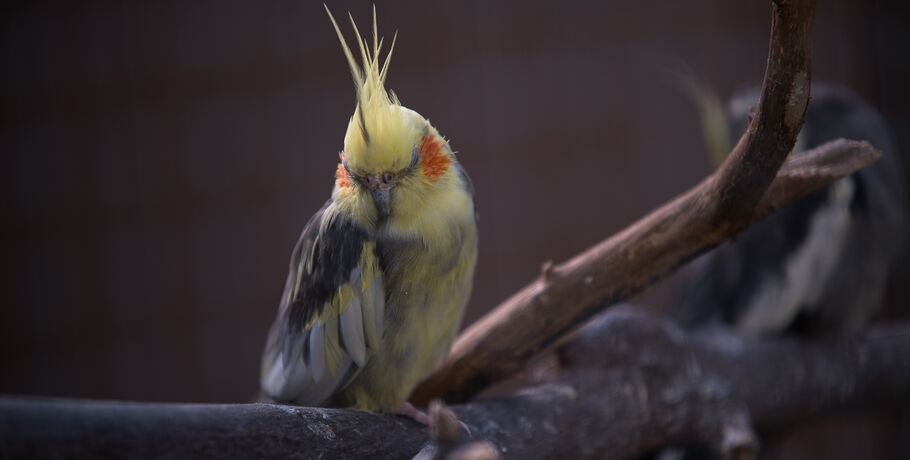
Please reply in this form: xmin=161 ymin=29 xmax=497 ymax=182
xmin=2 ymin=0 xmax=908 ymax=457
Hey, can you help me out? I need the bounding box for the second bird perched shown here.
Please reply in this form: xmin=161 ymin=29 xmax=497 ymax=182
xmin=260 ymin=8 xmax=478 ymax=414
xmin=670 ymin=83 xmax=907 ymax=337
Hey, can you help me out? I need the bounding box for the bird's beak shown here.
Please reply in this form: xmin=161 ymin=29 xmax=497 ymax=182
xmin=370 ymin=188 xmax=391 ymax=217
xmin=364 ymin=173 xmax=395 ymax=218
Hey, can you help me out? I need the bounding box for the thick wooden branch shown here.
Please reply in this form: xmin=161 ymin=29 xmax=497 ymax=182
xmin=412 ymin=0 xmax=840 ymax=405
xmin=553 ymin=311 xmax=910 ymax=455
xmin=4 ymin=312 xmax=908 ymax=460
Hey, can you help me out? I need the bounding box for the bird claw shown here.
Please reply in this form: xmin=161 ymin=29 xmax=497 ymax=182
xmin=396 ymin=401 xmax=432 ymax=426
xmin=397 ymin=401 xmax=473 ymax=439
xmin=457 ymin=419 xmax=472 ymax=438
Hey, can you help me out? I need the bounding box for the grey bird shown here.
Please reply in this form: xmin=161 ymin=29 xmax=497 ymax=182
xmin=669 ymin=83 xmax=908 ymax=337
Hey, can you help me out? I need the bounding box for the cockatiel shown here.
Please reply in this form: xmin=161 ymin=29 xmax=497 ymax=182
xmin=260 ymin=8 xmax=478 ymax=416
xmin=670 ymin=83 xmax=908 ymax=337
xmin=653 ymin=83 xmax=908 ymax=460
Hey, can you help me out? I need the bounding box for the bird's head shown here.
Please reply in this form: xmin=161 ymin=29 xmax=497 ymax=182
xmin=683 ymin=80 xmax=808 ymax=169
xmin=326 ymin=8 xmax=464 ymax=232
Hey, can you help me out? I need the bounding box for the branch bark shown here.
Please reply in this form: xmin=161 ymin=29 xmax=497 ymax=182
xmin=412 ymin=0 xmax=834 ymax=405
xmin=4 ymin=312 xmax=908 ymax=460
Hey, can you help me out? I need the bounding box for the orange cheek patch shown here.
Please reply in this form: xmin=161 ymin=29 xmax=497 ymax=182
xmin=419 ymin=135 xmax=451 ymax=181
xmin=335 ymin=162 xmax=350 ymax=188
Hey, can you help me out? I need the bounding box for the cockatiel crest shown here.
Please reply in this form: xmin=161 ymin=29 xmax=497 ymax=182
xmin=327 ymin=6 xmax=422 ymax=176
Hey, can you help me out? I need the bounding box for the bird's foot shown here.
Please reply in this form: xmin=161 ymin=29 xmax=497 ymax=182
xmin=428 ymin=399 xmax=472 ymax=439
xmin=397 ymin=401 xmax=472 ymax=438
xmin=396 ymin=401 xmax=432 ymax=426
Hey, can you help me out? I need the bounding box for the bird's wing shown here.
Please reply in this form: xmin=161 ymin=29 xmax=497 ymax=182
xmin=260 ymin=201 xmax=384 ymax=405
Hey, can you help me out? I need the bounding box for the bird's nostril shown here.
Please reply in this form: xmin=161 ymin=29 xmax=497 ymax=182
xmin=382 ymin=172 xmax=393 ymax=184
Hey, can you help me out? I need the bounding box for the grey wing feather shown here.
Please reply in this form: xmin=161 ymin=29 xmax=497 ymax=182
xmin=341 ymin=297 xmax=367 ymax=367
xmin=260 ymin=202 xmax=385 ymax=406
xmin=307 ymin=323 xmax=327 ymax=383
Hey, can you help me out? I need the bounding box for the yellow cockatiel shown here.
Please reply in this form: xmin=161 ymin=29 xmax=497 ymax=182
xmin=260 ymin=8 xmax=477 ymax=416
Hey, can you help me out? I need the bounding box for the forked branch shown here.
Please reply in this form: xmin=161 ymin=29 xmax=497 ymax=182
xmin=413 ymin=0 xmax=834 ymax=405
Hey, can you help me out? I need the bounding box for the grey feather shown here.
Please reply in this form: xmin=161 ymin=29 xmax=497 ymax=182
xmin=341 ymin=297 xmax=367 ymax=367
xmin=308 ymin=324 xmax=326 ymax=383
xmin=281 ymin=332 xmax=304 ymax=380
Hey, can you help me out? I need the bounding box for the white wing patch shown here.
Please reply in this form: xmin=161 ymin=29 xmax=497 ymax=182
xmin=738 ymin=177 xmax=855 ymax=334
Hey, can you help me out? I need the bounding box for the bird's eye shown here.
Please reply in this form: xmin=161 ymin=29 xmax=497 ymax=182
xmin=409 ymin=147 xmax=419 ymax=169
xmin=341 ymin=161 xmax=367 ymax=186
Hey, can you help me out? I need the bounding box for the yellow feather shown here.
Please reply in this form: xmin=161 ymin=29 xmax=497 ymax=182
xmin=323 ymin=313 xmax=344 ymax=376
xmin=675 ymin=67 xmax=732 ymax=169
xmin=324 ymin=6 xmax=422 ymax=175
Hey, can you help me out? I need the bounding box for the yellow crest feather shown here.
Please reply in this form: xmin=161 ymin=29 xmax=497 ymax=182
xmin=674 ymin=67 xmax=732 ymax=169
xmin=326 ymin=5 xmax=420 ymax=174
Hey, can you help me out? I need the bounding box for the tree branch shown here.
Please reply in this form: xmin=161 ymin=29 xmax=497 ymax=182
xmin=4 ymin=312 xmax=908 ymax=460
xmin=412 ymin=0 xmax=836 ymax=405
